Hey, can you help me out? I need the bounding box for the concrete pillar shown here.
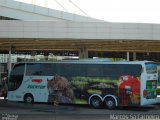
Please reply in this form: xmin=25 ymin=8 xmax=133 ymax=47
xmin=133 ymin=52 xmax=136 ymax=61
xmin=127 ymin=52 xmax=130 ymax=61
xmin=31 ymin=51 xmax=36 ymax=61
xmin=44 ymin=53 xmax=49 ymax=61
xmin=8 ymin=50 xmax=12 ymax=77
xmin=0 ymin=65 xmax=1 ymax=85
xmin=79 ymin=47 xmax=88 ymax=59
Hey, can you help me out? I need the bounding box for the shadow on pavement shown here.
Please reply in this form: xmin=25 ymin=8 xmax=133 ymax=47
xmin=0 ymin=99 xmax=158 ymax=112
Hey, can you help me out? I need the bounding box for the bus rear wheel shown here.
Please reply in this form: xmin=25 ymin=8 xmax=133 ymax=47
xmin=24 ymin=94 xmax=34 ymax=103
xmin=90 ymin=96 xmax=102 ymax=108
xmin=104 ymin=97 xmax=116 ymax=109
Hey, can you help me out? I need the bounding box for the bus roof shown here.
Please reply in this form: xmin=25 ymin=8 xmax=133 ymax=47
xmin=14 ymin=60 xmax=155 ymax=65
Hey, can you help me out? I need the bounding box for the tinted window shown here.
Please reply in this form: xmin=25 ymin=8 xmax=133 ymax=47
xmin=10 ymin=64 xmax=24 ymax=76
xmin=86 ymin=64 xmax=103 ymax=77
xmin=25 ymin=63 xmax=142 ymax=78
xmin=56 ymin=63 xmax=86 ymax=77
xmin=103 ymin=64 xmax=142 ymax=79
xmin=123 ymin=64 xmax=142 ymax=77
xmin=26 ymin=63 xmax=57 ymax=76
xmin=41 ymin=63 xmax=56 ymax=76
xmin=26 ymin=63 xmax=41 ymax=75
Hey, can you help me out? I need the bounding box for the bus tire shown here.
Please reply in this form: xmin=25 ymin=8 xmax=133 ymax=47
xmin=104 ymin=97 xmax=116 ymax=109
xmin=90 ymin=96 xmax=102 ymax=108
xmin=24 ymin=94 xmax=34 ymax=104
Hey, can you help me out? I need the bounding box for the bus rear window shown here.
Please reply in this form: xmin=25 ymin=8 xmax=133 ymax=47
xmin=145 ymin=63 xmax=157 ymax=74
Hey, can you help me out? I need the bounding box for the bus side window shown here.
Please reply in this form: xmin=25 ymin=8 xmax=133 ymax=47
xmin=86 ymin=64 xmax=103 ymax=77
xmin=41 ymin=63 xmax=56 ymax=76
xmin=103 ymin=64 xmax=121 ymax=79
xmin=122 ymin=64 xmax=142 ymax=77
xmin=26 ymin=63 xmax=41 ymax=76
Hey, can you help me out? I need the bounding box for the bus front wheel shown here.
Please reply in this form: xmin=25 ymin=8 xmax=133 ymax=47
xmin=24 ymin=94 xmax=34 ymax=103
xmin=104 ymin=97 xmax=116 ymax=109
xmin=90 ymin=96 xmax=102 ymax=108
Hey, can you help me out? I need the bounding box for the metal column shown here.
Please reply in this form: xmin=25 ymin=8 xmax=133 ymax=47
xmin=79 ymin=47 xmax=88 ymax=59
xmin=8 ymin=50 xmax=12 ymax=77
xmin=133 ymin=52 xmax=136 ymax=61
xmin=127 ymin=52 xmax=130 ymax=61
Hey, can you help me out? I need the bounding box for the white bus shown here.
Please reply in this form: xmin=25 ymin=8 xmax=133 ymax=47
xmin=7 ymin=60 xmax=158 ymax=109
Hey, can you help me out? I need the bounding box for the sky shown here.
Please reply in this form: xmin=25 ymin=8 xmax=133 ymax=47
xmin=14 ymin=0 xmax=160 ymax=23
xmin=73 ymin=0 xmax=160 ymax=23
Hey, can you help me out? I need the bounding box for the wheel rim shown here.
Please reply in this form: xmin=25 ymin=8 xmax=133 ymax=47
xmin=92 ymin=99 xmax=100 ymax=107
xmin=106 ymin=100 xmax=114 ymax=108
xmin=26 ymin=96 xmax=32 ymax=103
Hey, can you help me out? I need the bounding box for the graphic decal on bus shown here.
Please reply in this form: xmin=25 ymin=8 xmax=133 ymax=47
xmin=144 ymin=80 xmax=157 ymax=99
xmin=27 ymin=85 xmax=45 ymax=89
xmin=144 ymin=63 xmax=158 ymax=99
xmin=47 ymin=74 xmax=140 ymax=106
xmin=118 ymin=75 xmax=140 ymax=106
xmin=70 ymin=76 xmax=118 ymax=104
xmin=27 ymin=79 xmax=45 ymax=89
xmin=47 ymin=75 xmax=74 ymax=103
xmin=32 ymin=79 xmax=42 ymax=84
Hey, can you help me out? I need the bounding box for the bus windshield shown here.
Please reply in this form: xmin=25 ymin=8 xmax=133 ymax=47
xmin=145 ymin=63 xmax=157 ymax=74
xmin=8 ymin=63 xmax=25 ymax=91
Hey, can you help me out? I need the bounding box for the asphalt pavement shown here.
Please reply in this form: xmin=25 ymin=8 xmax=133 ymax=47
xmin=0 ymin=99 xmax=160 ymax=120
